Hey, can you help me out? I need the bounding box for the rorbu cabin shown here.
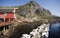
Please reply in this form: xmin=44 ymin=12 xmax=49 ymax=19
xmin=0 ymin=8 xmax=18 ymax=27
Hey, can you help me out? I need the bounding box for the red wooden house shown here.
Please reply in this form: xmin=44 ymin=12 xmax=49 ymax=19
xmin=0 ymin=8 xmax=18 ymax=26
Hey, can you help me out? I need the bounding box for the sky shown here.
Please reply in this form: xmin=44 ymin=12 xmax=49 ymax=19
xmin=0 ymin=0 xmax=60 ymax=17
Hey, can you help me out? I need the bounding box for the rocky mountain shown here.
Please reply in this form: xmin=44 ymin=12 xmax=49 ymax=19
xmin=0 ymin=1 xmax=59 ymax=19
xmin=16 ymin=1 xmax=52 ymax=19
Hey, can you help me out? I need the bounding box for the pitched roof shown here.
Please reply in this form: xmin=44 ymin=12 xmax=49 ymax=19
xmin=0 ymin=8 xmax=18 ymax=12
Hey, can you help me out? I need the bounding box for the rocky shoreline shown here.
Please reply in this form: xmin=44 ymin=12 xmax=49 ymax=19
xmin=0 ymin=19 xmax=60 ymax=38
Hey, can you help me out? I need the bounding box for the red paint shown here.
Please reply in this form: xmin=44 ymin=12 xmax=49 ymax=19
xmin=0 ymin=13 xmax=14 ymax=18
xmin=0 ymin=12 xmax=15 ymax=26
xmin=5 ymin=13 xmax=14 ymax=18
xmin=0 ymin=22 xmax=11 ymax=26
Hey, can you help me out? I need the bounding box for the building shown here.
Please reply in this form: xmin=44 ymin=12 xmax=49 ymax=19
xmin=0 ymin=8 xmax=18 ymax=26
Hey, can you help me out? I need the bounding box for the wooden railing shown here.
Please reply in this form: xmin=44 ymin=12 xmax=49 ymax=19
xmin=0 ymin=22 xmax=11 ymax=27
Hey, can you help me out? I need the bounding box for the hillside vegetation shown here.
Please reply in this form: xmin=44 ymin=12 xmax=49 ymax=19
xmin=0 ymin=1 xmax=60 ymax=19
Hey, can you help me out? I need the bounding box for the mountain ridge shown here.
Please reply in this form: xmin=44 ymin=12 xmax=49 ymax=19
xmin=0 ymin=1 xmax=60 ymax=19
xmin=16 ymin=1 xmax=53 ymax=19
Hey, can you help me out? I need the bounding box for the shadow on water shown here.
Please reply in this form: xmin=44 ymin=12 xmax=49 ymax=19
xmin=49 ymin=23 xmax=60 ymax=38
xmin=9 ymin=22 xmax=42 ymax=38
xmin=9 ymin=22 xmax=60 ymax=38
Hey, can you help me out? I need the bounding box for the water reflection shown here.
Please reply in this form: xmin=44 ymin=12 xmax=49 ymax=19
xmin=49 ymin=23 xmax=60 ymax=38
